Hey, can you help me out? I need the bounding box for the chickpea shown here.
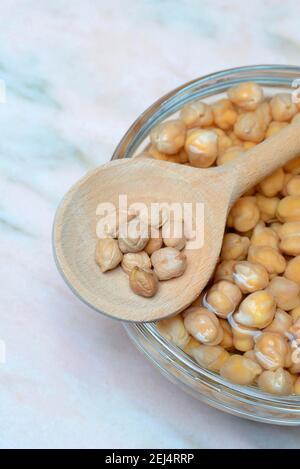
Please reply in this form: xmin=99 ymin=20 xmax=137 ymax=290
xmin=150 ymin=119 xmax=186 ymax=155
xmin=243 ymin=141 xmax=257 ymax=151
xmin=269 ymin=222 xmax=282 ymax=236
xmin=285 ymin=175 xmax=300 ymax=196
xmin=276 ymin=196 xmax=300 ymax=222
xmin=220 ymin=355 xmax=262 ymax=385
xmin=183 ymin=307 xmax=223 ymax=346
xmin=291 ymin=305 xmax=300 ymax=323
xmin=265 ymin=309 xmax=293 ymax=335
xmin=233 ymin=261 xmax=269 ymax=293
xmin=121 ymin=251 xmax=152 ymax=276
xmin=234 ymin=112 xmax=265 ymax=143
xmin=212 ymin=99 xmax=237 ymax=130
xmin=265 ymin=121 xmax=288 ymax=138
xmin=162 ymin=219 xmax=186 ymax=251
xmin=284 ymin=256 xmax=300 ymax=287
xmin=185 ymin=338 xmax=230 ymax=372
xmin=216 ymin=146 xmax=243 ymax=166
xmin=284 ymin=156 xmax=300 ymax=174
xmin=214 ymin=260 xmax=236 ymax=283
xmin=292 ymin=113 xmax=300 ymax=124
xmin=258 ymin=368 xmax=294 ymax=395
xmin=228 ymin=197 xmax=260 ymax=232
xmin=248 ymin=245 xmax=286 ymax=275
xmin=204 ymin=280 xmax=242 ymax=318
xmin=228 ymin=82 xmax=264 ymax=111
xmin=144 ymin=230 xmax=163 ymax=256
xmin=219 ymin=319 xmax=234 ymax=350
xmin=233 ymin=290 xmax=276 ymax=329
xmin=278 ymin=221 xmax=300 ymax=256
xmin=151 ymin=247 xmax=187 ymax=280
xmin=118 ymin=218 xmax=149 ymax=253
xmin=257 ymin=168 xmax=285 ymax=197
xmin=250 ymin=222 xmax=279 ymax=249
xmin=220 ymin=233 xmax=250 ymax=261
xmin=266 ymin=276 xmax=300 ymax=311
xmin=232 ymin=327 xmax=256 ymax=352
xmin=243 ymin=350 xmax=260 ymax=364
xmin=229 ymin=131 xmax=243 ymax=146
xmin=210 ymin=127 xmax=233 ymax=154
xmin=184 ymin=129 xmax=218 ymax=168
xmin=255 ymin=102 xmax=272 ymax=128
xmin=294 ymin=376 xmax=300 ymax=396
xmin=157 ymin=315 xmax=190 ymax=349
xmin=256 ymin=194 xmax=280 ymax=222
xmin=129 ymin=267 xmax=158 ymax=298
xmin=270 ymin=93 xmax=297 ymax=122
xmin=180 ymin=100 xmax=213 ymax=129
xmin=95 ymin=238 xmax=123 ymax=272
xmin=254 ymin=332 xmax=288 ymax=370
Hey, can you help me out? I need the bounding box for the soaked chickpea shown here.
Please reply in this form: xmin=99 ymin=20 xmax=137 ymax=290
xmin=232 ymin=261 xmax=269 ymax=293
xmin=228 ymin=197 xmax=260 ymax=232
xmin=284 ymin=156 xmax=300 ymax=174
xmin=285 ymin=175 xmax=300 ymax=196
xmin=185 ymin=338 xmax=230 ymax=372
xmin=180 ymin=100 xmax=213 ymax=129
xmin=204 ymin=280 xmax=242 ymax=318
xmin=250 ymin=222 xmax=279 ymax=249
xmin=243 ymin=141 xmax=257 ymax=151
xmin=248 ymin=245 xmax=286 ymax=275
xmin=150 ymin=119 xmax=186 ymax=155
xmin=270 ymin=93 xmax=298 ymax=122
xmin=231 ymin=326 xmax=256 ymax=352
xmin=255 ymin=102 xmax=272 ymax=128
xmin=256 ymin=194 xmax=280 ymax=222
xmin=267 ymin=276 xmax=300 ymax=310
xmin=277 ymin=196 xmax=300 ymax=222
xmin=220 ymin=355 xmax=262 ymax=385
xmin=277 ymin=221 xmax=300 ymax=256
xmin=233 ymin=290 xmax=276 ymax=329
xmin=258 ymin=368 xmax=293 ymax=395
xmin=214 ymin=260 xmax=236 ymax=283
xmin=291 ymin=305 xmax=300 ymax=323
xmin=210 ymin=128 xmax=233 ymax=154
xmin=184 ymin=129 xmax=218 ymax=167
xmin=265 ymin=309 xmax=293 ymax=335
xmin=157 ymin=315 xmax=190 ymax=349
xmin=234 ymin=112 xmax=265 ymax=143
xmin=183 ymin=307 xmax=223 ymax=346
xmin=219 ymin=319 xmax=234 ymax=350
xmin=212 ymin=99 xmax=237 ymax=130
xmin=220 ymin=233 xmax=250 ymax=261
xmin=265 ymin=121 xmax=288 ymax=138
xmin=284 ymin=256 xmax=300 ymax=286
xmin=258 ymin=168 xmax=285 ymax=197
xmin=228 ymin=82 xmax=264 ymax=111
xmin=216 ymin=146 xmax=243 ymax=166
xmin=254 ymin=332 xmax=288 ymax=370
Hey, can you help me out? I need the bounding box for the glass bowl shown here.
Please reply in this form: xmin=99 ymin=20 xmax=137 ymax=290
xmin=113 ymin=65 xmax=300 ymax=425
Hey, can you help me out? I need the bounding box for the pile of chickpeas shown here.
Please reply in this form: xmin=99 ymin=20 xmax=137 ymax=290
xmin=140 ymin=82 xmax=300 ymax=396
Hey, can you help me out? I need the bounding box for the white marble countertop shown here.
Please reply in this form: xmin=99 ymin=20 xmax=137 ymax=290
xmin=2 ymin=0 xmax=300 ymax=449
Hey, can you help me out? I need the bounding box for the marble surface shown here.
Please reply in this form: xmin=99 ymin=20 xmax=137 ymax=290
xmin=2 ymin=0 xmax=300 ymax=449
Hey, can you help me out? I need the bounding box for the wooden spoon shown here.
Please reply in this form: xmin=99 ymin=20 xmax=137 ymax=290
xmin=53 ymin=122 xmax=300 ymax=322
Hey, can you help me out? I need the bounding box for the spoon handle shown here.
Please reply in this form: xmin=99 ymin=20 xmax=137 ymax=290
xmin=221 ymin=120 xmax=300 ymax=204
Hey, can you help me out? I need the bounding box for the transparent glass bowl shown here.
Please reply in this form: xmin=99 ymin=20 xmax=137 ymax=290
xmin=112 ymin=65 xmax=300 ymax=425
